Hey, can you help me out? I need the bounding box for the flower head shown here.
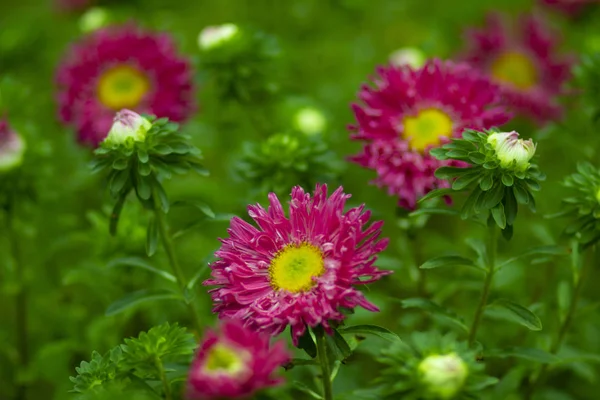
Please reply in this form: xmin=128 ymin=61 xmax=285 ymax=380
xmin=0 ymin=118 xmax=26 ymax=173
xmin=198 ymin=24 xmax=240 ymax=51
xmin=205 ymin=184 xmax=390 ymax=344
xmin=186 ymin=319 xmax=289 ymax=399
xmin=418 ymin=353 xmax=469 ymax=399
xmin=104 ymin=109 xmax=152 ymax=147
xmin=538 ymin=0 xmax=598 ymax=16
xmin=487 ymin=131 xmax=536 ymax=171
xmin=56 ymin=24 xmax=195 ymax=147
xmin=462 ymin=13 xmax=574 ymax=123
xmin=349 ymin=59 xmax=510 ymax=209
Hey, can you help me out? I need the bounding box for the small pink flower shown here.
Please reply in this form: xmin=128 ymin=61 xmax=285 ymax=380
xmin=186 ymin=319 xmax=290 ymax=399
xmin=56 ymin=24 xmax=195 ymax=147
xmin=349 ymin=59 xmax=510 ymax=209
xmin=204 ymin=184 xmax=391 ymax=344
xmin=462 ymin=13 xmax=574 ymax=123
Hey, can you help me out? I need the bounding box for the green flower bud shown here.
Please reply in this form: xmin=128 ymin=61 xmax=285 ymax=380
xmin=79 ymin=7 xmax=109 ymax=33
xmin=0 ymin=119 xmax=26 ymax=173
xmin=104 ymin=109 xmax=151 ymax=147
xmin=198 ymin=24 xmax=240 ymax=51
xmin=487 ymin=131 xmax=536 ymax=171
xmin=293 ymin=107 xmax=327 ymax=136
xmin=419 ymin=353 xmax=468 ymax=399
xmin=389 ymin=48 xmax=426 ymax=68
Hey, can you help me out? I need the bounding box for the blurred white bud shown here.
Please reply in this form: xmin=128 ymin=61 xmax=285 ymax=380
xmin=79 ymin=7 xmax=109 ymax=33
xmin=419 ymin=353 xmax=468 ymax=399
xmin=293 ymin=107 xmax=327 ymax=136
xmin=198 ymin=24 xmax=240 ymax=50
xmin=0 ymin=119 xmax=26 ymax=173
xmin=389 ymin=48 xmax=426 ymax=68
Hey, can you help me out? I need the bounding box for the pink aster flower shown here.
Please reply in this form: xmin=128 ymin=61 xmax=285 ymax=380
xmin=186 ymin=319 xmax=289 ymax=400
xmin=56 ymin=24 xmax=195 ymax=147
xmin=204 ymin=184 xmax=390 ymax=344
xmin=462 ymin=13 xmax=574 ymax=123
xmin=539 ymin=0 xmax=599 ymax=16
xmin=349 ymin=59 xmax=510 ymax=209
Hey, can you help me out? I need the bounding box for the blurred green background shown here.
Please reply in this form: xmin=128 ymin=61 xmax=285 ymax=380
xmin=1 ymin=0 xmax=600 ymax=399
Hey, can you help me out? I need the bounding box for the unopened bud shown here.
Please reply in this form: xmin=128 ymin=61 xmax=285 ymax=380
xmin=487 ymin=131 xmax=536 ymax=171
xmin=419 ymin=353 xmax=468 ymax=399
xmin=104 ymin=109 xmax=151 ymax=146
xmin=0 ymin=119 xmax=26 ymax=173
xmin=198 ymin=24 xmax=240 ymax=51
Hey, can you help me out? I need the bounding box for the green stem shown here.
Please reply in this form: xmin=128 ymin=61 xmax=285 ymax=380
xmin=525 ymin=246 xmax=595 ymax=399
xmin=153 ymin=196 xmax=203 ymax=336
xmin=5 ymin=207 xmax=28 ymax=400
xmin=468 ymin=223 xmax=497 ymax=346
xmin=155 ymin=356 xmax=173 ymax=400
xmin=315 ymin=329 xmax=333 ymax=400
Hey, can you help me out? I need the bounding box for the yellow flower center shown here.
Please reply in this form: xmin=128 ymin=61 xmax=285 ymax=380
xmin=490 ymin=51 xmax=538 ymax=90
xmin=402 ymin=108 xmax=454 ymax=151
xmin=269 ymin=243 xmax=325 ymax=293
xmin=97 ymin=65 xmax=150 ymax=110
xmin=204 ymin=343 xmax=248 ymax=376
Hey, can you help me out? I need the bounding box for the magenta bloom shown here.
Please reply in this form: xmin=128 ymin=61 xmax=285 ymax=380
xmin=539 ymin=0 xmax=598 ymax=16
xmin=205 ymin=184 xmax=390 ymax=344
xmin=56 ymin=25 xmax=195 ymax=146
xmin=462 ymin=13 xmax=574 ymax=123
xmin=349 ymin=59 xmax=510 ymax=209
xmin=186 ymin=319 xmax=290 ymax=399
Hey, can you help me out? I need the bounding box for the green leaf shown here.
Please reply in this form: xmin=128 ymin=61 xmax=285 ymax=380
xmin=420 ymin=255 xmax=478 ymax=270
xmin=137 ymin=149 xmax=149 ymax=163
xmin=452 ymin=171 xmax=481 ymax=190
xmin=480 ymin=174 xmax=493 ymax=191
xmin=107 ymin=257 xmax=176 ymax=283
xmin=434 ymin=166 xmax=468 ymax=180
xmin=283 ymin=358 xmax=318 ymax=370
xmin=501 ymin=174 xmax=514 ymax=186
xmin=110 ymin=170 xmax=130 ymax=194
xmin=337 ymin=325 xmax=400 ymax=343
xmin=172 ymin=200 xmax=215 ymax=218
xmin=409 ymin=208 xmax=458 ymax=218
xmin=112 ymin=158 xmax=129 ymax=170
xmin=296 ymin=326 xmax=317 ymax=358
xmin=491 ymin=203 xmax=506 ymax=229
xmin=460 ymin=187 xmax=482 ymax=220
xmin=486 ymin=299 xmax=542 ymax=331
xmin=109 ymin=190 xmax=129 ymax=236
xmin=154 ymin=181 xmax=169 ymax=213
xmin=105 ymin=290 xmax=183 ymax=316
xmin=400 ymin=298 xmax=468 ymax=332
xmin=418 ymin=187 xmax=456 ymax=203
xmin=486 ymin=347 xmax=560 ymax=364
xmin=503 ymin=187 xmax=518 ymax=225
xmin=146 ymin=216 xmax=159 ymax=257
xmin=326 ymin=329 xmax=352 ymax=361
xmin=293 ymin=381 xmax=323 ymax=399
xmin=495 ymin=245 xmax=569 ymax=271
xmin=480 ymin=182 xmax=505 ymax=209
xmin=136 ymin=175 xmax=153 ymax=201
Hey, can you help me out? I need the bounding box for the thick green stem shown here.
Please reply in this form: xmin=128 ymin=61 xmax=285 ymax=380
xmin=153 ymin=196 xmax=203 ymax=336
xmin=315 ymin=330 xmax=333 ymax=400
xmin=468 ymin=224 xmax=497 ymax=346
xmin=155 ymin=356 xmax=173 ymax=400
xmin=525 ymin=246 xmax=595 ymax=399
xmin=5 ymin=209 xmax=28 ymax=400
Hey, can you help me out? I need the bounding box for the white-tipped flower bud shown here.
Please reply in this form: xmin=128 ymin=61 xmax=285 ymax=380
xmin=293 ymin=107 xmax=327 ymax=136
xmin=104 ymin=109 xmax=151 ymax=146
xmin=0 ymin=119 xmax=26 ymax=173
xmin=418 ymin=353 xmax=468 ymax=399
xmin=487 ymin=131 xmax=536 ymax=171
xmin=389 ymin=48 xmax=426 ymax=68
xmin=198 ymin=24 xmax=240 ymax=51
xmin=79 ymin=7 xmax=109 ymax=33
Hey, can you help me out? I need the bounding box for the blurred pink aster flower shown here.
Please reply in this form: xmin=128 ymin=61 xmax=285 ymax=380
xmin=349 ymin=59 xmax=510 ymax=209
xmin=204 ymin=184 xmax=390 ymax=344
xmin=186 ymin=319 xmax=289 ymax=400
xmin=56 ymin=24 xmax=195 ymax=147
xmin=462 ymin=13 xmax=574 ymax=123
xmin=539 ymin=0 xmax=599 ymax=16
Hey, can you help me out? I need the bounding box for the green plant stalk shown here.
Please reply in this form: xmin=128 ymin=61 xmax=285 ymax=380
xmin=525 ymin=246 xmax=596 ymax=399
xmin=5 ymin=207 xmax=28 ymax=400
xmin=154 ymin=356 xmax=173 ymax=400
xmin=153 ymin=195 xmax=203 ymax=336
xmin=315 ymin=329 xmax=333 ymax=400
xmin=468 ymin=223 xmax=497 ymax=346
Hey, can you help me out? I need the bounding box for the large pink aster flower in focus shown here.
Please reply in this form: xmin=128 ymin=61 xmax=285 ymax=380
xmin=462 ymin=14 xmax=574 ymax=123
xmin=186 ymin=319 xmax=289 ymax=400
xmin=204 ymin=184 xmax=390 ymax=344
xmin=349 ymin=59 xmax=511 ymax=209
xmin=56 ymin=25 xmax=195 ymax=146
